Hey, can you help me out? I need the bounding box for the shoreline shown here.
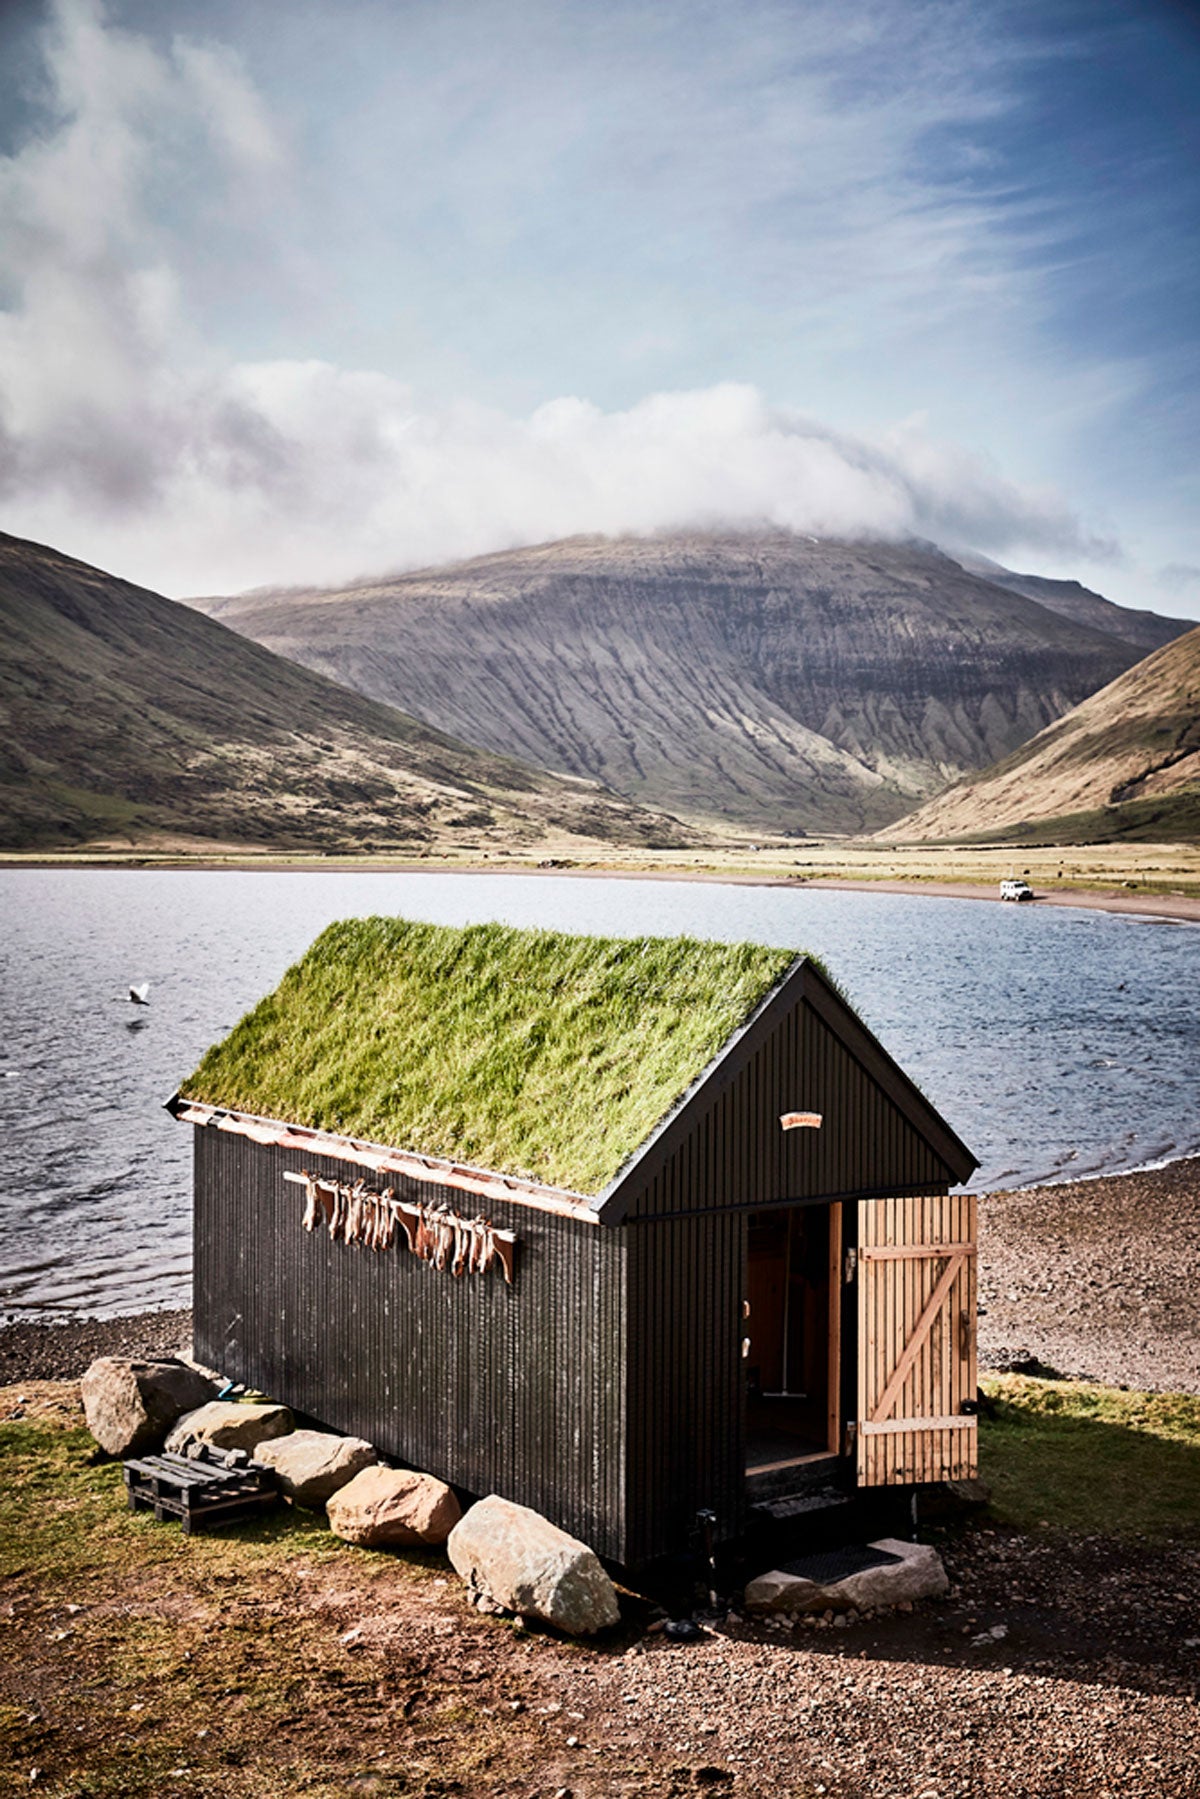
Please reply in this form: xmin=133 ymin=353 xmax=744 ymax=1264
xmin=3 ymin=854 xmax=1199 ymax=923
xmin=6 ymin=1156 xmax=1198 ymax=1394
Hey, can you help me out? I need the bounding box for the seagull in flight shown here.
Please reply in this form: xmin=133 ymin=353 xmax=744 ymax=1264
xmin=129 ymin=982 xmax=150 ymax=1006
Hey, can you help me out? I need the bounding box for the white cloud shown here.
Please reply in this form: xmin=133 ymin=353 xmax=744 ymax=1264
xmin=0 ymin=0 xmax=1109 ymax=597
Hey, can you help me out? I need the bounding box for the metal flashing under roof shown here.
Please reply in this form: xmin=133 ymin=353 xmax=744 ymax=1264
xmin=165 ymin=1094 xmax=601 ymax=1224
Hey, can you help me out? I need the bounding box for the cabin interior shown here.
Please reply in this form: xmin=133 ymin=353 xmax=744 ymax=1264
xmin=744 ymin=1200 xmax=841 ymax=1482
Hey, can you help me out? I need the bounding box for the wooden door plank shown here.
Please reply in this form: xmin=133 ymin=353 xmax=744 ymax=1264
xmin=869 ymin=1249 xmax=967 ymax=1425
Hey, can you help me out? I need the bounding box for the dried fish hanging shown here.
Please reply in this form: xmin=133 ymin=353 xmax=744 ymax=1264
xmin=295 ymin=1172 xmax=399 ymax=1248
xmin=398 ymin=1202 xmax=516 ymax=1285
xmin=285 ymin=1172 xmax=516 ymax=1283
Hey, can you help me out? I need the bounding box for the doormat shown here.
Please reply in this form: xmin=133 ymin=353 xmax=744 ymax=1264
xmin=776 ymin=1543 xmax=904 ymax=1584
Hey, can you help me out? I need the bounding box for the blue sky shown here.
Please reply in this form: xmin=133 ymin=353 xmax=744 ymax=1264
xmin=0 ymin=0 xmax=1197 ymax=615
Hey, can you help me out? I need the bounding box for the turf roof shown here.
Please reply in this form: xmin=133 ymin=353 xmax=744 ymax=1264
xmin=181 ymin=918 xmax=798 ymax=1195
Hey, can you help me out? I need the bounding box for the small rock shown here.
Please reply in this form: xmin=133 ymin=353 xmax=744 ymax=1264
xmin=471 ymin=1588 xmax=509 ymax=1615
xmin=165 ymin=1401 xmax=294 ymax=1456
xmin=666 ymin=1618 xmax=704 ymax=1642
xmin=253 ymin=1429 xmax=376 ymax=1506
xmin=81 ymin=1358 xmax=216 ymax=1457
xmin=327 ymin=1465 xmax=461 ymax=1548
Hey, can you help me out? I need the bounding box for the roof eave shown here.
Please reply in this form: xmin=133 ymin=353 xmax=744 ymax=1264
xmin=164 ymin=1092 xmax=602 ymax=1225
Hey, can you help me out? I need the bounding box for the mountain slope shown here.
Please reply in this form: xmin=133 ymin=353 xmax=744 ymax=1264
xmin=883 ymin=626 xmax=1200 ymax=843
xmin=950 ymin=552 xmax=1188 ymax=654
xmin=0 ymin=531 xmax=692 ymax=852
xmin=193 ymin=532 xmax=1170 ymax=834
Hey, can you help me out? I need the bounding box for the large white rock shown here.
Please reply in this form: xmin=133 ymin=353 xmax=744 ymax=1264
xmin=81 ymin=1357 xmax=217 ymax=1458
xmin=253 ymin=1429 xmax=376 ymax=1506
xmin=744 ymin=1537 xmax=949 ymax=1615
xmin=327 ymin=1466 xmax=462 ymax=1548
xmin=164 ymin=1400 xmax=294 ymax=1456
xmin=447 ymin=1495 xmax=620 ymax=1636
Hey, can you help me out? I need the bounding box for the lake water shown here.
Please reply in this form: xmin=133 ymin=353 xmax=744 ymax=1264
xmin=1 ymin=869 xmax=1198 ymax=1319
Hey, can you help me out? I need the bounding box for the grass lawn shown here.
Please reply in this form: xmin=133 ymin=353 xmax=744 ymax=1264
xmin=0 ymin=1388 xmax=554 ymax=1797
xmin=979 ymin=1373 xmax=1200 ymax=1543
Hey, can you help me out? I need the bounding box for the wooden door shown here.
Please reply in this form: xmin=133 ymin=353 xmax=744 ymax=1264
xmin=855 ymin=1193 xmax=977 ymax=1486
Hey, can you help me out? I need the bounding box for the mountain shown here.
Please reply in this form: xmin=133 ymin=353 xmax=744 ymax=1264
xmin=950 ymin=551 xmax=1186 ymax=653
xmin=191 ymin=531 xmax=1188 ymax=835
xmin=882 ymin=625 xmax=1200 ymax=844
xmin=0 ymin=531 xmax=693 ymax=853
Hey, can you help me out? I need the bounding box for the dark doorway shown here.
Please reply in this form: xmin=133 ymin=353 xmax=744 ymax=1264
xmin=744 ymin=1204 xmax=839 ymax=1476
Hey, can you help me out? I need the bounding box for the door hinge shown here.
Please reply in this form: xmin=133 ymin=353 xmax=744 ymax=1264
xmin=843 ymin=1421 xmax=858 ymax=1456
xmin=843 ymin=1247 xmax=858 ymax=1284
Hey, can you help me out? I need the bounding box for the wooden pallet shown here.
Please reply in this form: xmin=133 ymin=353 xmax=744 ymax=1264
xmin=123 ymin=1451 xmax=278 ymax=1535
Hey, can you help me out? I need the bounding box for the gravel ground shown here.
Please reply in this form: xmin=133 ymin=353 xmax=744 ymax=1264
xmin=978 ymin=1158 xmax=1200 ymax=1392
xmin=559 ymin=1524 xmax=1200 ymax=1797
xmin=0 ymin=1308 xmax=193 ymax=1384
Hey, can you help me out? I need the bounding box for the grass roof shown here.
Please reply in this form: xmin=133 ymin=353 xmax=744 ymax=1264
xmin=181 ymin=918 xmax=798 ymax=1194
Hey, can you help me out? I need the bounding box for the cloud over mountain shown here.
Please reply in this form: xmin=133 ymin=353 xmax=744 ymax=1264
xmin=0 ymin=1 xmax=1112 ymax=596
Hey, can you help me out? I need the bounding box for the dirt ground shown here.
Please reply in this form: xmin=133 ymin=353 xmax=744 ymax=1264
xmin=3 ymin=1158 xmax=1199 ymax=1796
xmin=2 ymin=1377 xmax=1198 ymax=1799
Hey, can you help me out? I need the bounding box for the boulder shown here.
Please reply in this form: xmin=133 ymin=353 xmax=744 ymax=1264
xmin=253 ymin=1429 xmax=376 ymax=1507
xmin=447 ymin=1495 xmax=619 ymax=1636
xmin=327 ymin=1467 xmax=461 ymax=1548
xmin=164 ymin=1400 xmax=294 ymax=1456
xmin=744 ymin=1538 xmax=949 ymax=1615
xmin=81 ymin=1357 xmax=217 ymax=1458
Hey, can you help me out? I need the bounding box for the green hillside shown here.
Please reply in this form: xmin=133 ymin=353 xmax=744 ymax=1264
xmin=0 ymin=531 xmax=691 ymax=854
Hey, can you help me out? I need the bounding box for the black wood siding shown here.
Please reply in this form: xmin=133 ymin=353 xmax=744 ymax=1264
xmin=625 ymin=1210 xmax=746 ymax=1562
xmin=193 ymin=1128 xmax=630 ymax=1561
xmin=622 ymin=995 xmax=952 ymax=1220
xmin=190 ymin=965 xmax=969 ymax=1570
xmin=614 ymin=986 xmax=957 ymax=1557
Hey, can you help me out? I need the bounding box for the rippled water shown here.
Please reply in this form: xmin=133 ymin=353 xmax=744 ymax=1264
xmin=2 ymin=869 xmax=1198 ymax=1318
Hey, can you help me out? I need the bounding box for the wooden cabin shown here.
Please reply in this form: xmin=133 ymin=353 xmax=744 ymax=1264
xmin=171 ymin=918 xmax=978 ymax=1569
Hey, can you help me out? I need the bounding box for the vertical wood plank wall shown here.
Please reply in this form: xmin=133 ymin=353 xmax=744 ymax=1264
xmin=855 ymin=1191 xmax=978 ymax=1485
xmin=624 ymin=998 xmax=955 ymax=1220
xmin=625 ymin=1210 xmax=746 ymax=1564
xmin=194 ymin=1128 xmax=629 ymax=1562
xmin=191 ymin=974 xmax=974 ymax=1566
